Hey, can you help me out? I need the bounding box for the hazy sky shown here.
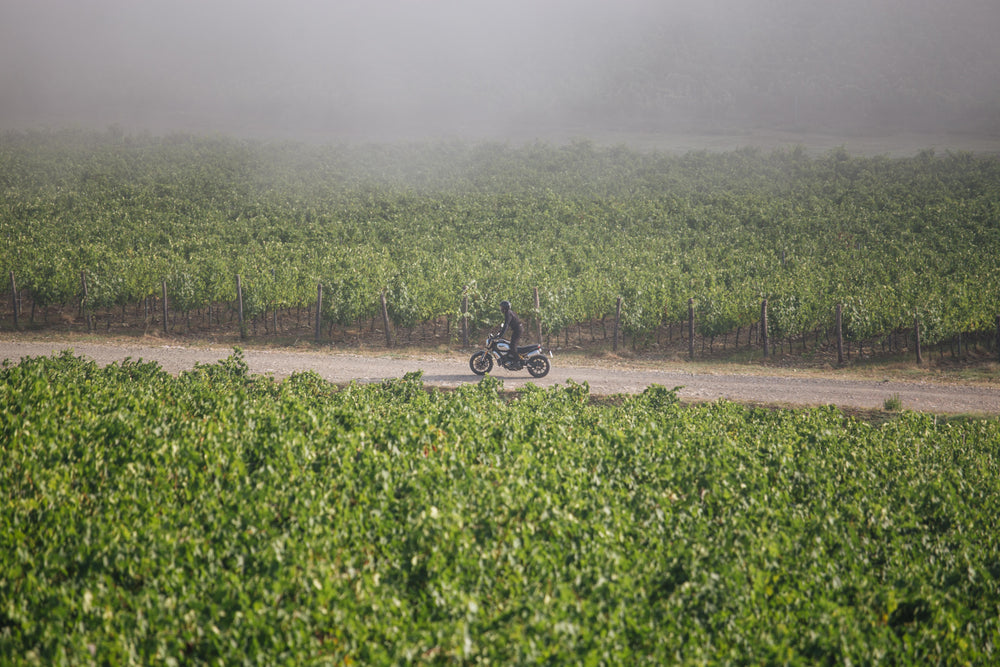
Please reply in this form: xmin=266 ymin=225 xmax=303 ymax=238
xmin=2 ymin=0 xmax=999 ymax=141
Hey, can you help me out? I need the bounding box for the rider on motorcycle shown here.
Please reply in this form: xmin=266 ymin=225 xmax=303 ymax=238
xmin=498 ymin=300 xmax=524 ymax=367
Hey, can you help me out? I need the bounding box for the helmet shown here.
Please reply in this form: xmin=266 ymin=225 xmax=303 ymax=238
xmin=500 ymin=300 xmax=511 ymax=312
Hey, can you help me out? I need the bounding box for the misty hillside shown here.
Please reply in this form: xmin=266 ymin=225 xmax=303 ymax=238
xmin=2 ymin=0 xmax=999 ymax=142
xmin=586 ymin=0 xmax=1000 ymax=135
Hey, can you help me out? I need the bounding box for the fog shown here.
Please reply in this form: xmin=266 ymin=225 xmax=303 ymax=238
xmin=2 ymin=0 xmax=999 ymax=142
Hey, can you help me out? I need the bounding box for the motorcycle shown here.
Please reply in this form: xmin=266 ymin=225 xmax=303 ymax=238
xmin=469 ymin=333 xmax=551 ymax=378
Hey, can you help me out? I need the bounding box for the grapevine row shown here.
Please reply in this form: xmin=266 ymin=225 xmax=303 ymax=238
xmin=2 ymin=351 xmax=999 ymax=663
xmin=2 ymin=130 xmax=999 ymax=352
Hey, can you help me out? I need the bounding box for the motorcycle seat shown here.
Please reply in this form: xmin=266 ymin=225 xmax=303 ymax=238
xmin=517 ymin=344 xmax=541 ymax=354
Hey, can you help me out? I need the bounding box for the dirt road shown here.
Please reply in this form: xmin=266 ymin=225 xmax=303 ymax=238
xmin=2 ymin=340 xmax=998 ymax=415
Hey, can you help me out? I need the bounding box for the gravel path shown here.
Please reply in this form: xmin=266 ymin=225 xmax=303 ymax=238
xmin=2 ymin=340 xmax=998 ymax=415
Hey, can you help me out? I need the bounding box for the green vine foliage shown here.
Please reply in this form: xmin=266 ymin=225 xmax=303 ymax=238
xmin=2 ymin=131 xmax=999 ymax=347
xmin=1 ymin=353 xmax=998 ymax=664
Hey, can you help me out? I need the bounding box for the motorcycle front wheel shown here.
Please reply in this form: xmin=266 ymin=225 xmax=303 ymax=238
xmin=526 ymin=355 xmax=550 ymax=378
xmin=469 ymin=351 xmax=493 ymax=375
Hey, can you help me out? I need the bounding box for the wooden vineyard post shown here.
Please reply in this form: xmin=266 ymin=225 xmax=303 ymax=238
xmin=271 ymin=269 xmax=278 ymax=336
xmin=236 ymin=275 xmax=245 ymax=340
xmin=613 ymin=297 xmax=622 ymax=352
xmin=80 ymin=270 xmax=92 ymax=332
xmin=380 ymin=290 xmax=392 ymax=347
xmin=161 ymin=281 xmax=169 ymax=335
xmin=836 ymin=303 xmax=844 ymax=365
xmin=761 ymin=299 xmax=768 ymax=359
xmin=688 ymin=297 xmax=695 ymax=360
xmin=915 ymin=316 xmax=923 ymax=365
xmin=9 ymin=271 xmax=18 ymax=331
xmin=461 ymin=294 xmax=469 ymax=348
xmin=534 ymin=287 xmax=542 ymax=345
xmin=315 ymin=282 xmax=323 ymax=342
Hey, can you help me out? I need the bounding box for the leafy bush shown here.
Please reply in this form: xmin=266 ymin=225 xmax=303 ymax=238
xmin=2 ymin=354 xmax=999 ymax=663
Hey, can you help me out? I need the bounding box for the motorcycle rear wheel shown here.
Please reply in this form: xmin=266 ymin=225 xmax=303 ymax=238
xmin=526 ymin=355 xmax=550 ymax=378
xmin=469 ymin=351 xmax=493 ymax=375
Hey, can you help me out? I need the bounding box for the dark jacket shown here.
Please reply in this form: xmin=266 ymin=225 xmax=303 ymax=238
xmin=499 ymin=308 xmax=522 ymax=340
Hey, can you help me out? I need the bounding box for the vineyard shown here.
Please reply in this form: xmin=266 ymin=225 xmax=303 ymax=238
xmin=1 ymin=350 xmax=998 ymax=663
xmin=2 ymin=129 xmax=1000 ymax=361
